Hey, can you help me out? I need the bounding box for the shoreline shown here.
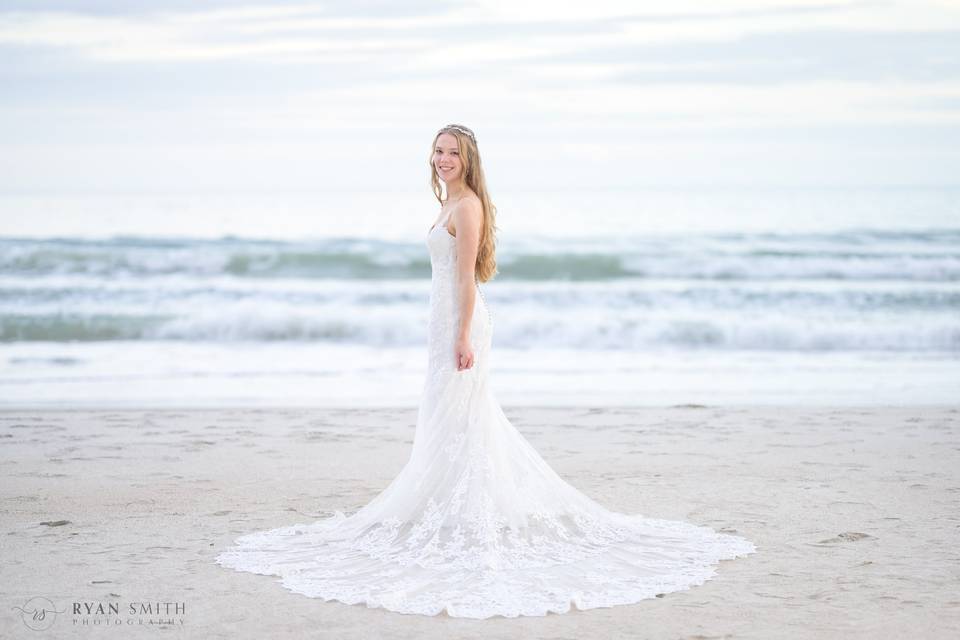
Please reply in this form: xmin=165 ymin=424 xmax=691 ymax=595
xmin=2 ymin=402 xmax=958 ymax=410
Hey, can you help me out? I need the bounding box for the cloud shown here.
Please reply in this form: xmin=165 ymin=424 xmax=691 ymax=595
xmin=546 ymin=29 xmax=960 ymax=85
xmin=0 ymin=0 xmax=449 ymax=18
xmin=0 ymin=0 xmax=957 ymax=190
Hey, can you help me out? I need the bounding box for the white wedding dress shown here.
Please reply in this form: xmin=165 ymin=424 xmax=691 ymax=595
xmin=215 ymin=215 xmax=757 ymax=618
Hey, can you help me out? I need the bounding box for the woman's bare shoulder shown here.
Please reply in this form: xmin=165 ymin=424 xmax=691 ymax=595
xmin=455 ymin=194 xmax=483 ymax=220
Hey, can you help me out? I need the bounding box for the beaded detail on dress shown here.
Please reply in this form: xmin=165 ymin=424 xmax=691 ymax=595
xmin=214 ymin=218 xmax=757 ymax=619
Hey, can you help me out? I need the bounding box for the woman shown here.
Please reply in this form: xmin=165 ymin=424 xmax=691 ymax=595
xmin=215 ymin=124 xmax=757 ymax=619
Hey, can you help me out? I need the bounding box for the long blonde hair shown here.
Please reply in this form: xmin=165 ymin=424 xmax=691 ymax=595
xmin=429 ymin=124 xmax=498 ymax=283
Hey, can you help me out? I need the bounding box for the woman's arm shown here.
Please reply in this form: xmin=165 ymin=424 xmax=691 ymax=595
xmin=451 ymin=199 xmax=483 ymax=369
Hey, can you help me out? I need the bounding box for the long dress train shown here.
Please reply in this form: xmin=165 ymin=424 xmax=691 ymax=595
xmin=214 ymin=215 xmax=757 ymax=619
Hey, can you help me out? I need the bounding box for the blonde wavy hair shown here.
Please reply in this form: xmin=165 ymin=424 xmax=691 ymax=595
xmin=429 ymin=124 xmax=498 ymax=283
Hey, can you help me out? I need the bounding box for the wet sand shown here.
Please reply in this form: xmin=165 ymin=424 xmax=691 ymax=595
xmin=1 ymin=405 xmax=958 ymax=639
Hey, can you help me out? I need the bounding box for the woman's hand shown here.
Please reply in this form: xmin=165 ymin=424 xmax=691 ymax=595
xmin=455 ymin=335 xmax=474 ymax=371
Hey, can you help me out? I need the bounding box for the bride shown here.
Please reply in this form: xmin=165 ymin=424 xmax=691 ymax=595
xmin=215 ymin=123 xmax=757 ymax=619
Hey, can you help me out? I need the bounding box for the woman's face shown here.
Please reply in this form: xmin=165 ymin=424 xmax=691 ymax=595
xmin=433 ymin=132 xmax=463 ymax=183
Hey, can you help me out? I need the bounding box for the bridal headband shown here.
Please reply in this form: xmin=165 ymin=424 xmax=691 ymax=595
xmin=438 ymin=124 xmax=477 ymax=144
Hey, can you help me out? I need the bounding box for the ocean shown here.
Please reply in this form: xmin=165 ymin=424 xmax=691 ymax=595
xmin=1 ymin=187 xmax=957 ymax=407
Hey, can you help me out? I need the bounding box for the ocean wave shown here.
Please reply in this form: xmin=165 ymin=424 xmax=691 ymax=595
xmin=1 ymin=232 xmax=959 ymax=281
xmin=3 ymin=310 xmax=958 ymax=352
xmin=1 ymin=279 xmax=957 ymax=312
xmin=2 ymin=231 xmax=957 ymax=352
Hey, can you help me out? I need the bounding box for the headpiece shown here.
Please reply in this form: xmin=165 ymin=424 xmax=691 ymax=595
xmin=439 ymin=124 xmax=477 ymax=144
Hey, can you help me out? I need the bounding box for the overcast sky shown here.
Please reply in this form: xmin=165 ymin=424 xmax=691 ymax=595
xmin=1 ymin=0 xmax=958 ymax=192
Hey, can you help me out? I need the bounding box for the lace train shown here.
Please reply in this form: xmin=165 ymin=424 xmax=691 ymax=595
xmin=215 ymin=506 xmax=756 ymax=618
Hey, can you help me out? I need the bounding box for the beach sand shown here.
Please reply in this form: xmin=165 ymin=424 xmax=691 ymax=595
xmin=1 ymin=405 xmax=958 ymax=639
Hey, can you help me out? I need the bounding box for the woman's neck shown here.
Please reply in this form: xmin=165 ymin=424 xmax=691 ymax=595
xmin=444 ymin=179 xmax=468 ymax=202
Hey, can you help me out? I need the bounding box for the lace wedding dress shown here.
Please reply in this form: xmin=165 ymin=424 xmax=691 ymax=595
xmin=214 ymin=215 xmax=757 ymax=618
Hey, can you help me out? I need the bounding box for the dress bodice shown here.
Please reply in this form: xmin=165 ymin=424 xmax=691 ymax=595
xmin=424 ymin=222 xmax=493 ymax=399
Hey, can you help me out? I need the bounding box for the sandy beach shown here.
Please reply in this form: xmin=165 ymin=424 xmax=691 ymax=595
xmin=1 ymin=405 xmax=958 ymax=639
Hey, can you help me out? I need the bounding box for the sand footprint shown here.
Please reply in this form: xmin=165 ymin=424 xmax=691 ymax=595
xmin=816 ymin=531 xmax=874 ymax=544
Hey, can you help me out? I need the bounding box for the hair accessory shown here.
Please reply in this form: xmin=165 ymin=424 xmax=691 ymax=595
xmin=439 ymin=124 xmax=477 ymax=144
